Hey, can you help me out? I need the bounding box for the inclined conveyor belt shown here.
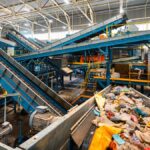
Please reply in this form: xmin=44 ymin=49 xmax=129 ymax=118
xmin=34 ymin=38 xmax=48 ymax=47
xmin=0 ymin=37 xmax=16 ymax=47
xmin=40 ymin=13 xmax=127 ymax=51
xmin=6 ymin=29 xmax=40 ymax=52
xmin=0 ymin=62 xmax=62 ymax=115
xmin=15 ymin=30 xmax=150 ymax=61
xmin=0 ymin=50 xmax=72 ymax=114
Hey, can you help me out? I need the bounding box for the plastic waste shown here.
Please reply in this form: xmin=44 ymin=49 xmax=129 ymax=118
xmin=109 ymin=140 xmax=117 ymax=150
xmin=112 ymin=134 xmax=125 ymax=145
xmin=89 ymin=126 xmax=122 ymax=150
xmin=131 ymin=115 xmax=138 ymax=123
xmin=93 ymin=109 xmax=100 ymax=116
xmin=95 ymin=94 xmax=106 ymax=111
xmin=134 ymin=108 xmax=149 ymax=117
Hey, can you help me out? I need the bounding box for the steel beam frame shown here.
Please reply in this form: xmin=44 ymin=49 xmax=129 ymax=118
xmin=15 ymin=31 xmax=150 ymax=61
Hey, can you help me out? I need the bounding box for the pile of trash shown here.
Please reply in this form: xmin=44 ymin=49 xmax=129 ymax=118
xmin=89 ymin=86 xmax=150 ymax=150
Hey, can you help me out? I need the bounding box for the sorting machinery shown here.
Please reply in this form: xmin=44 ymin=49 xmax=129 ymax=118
xmin=4 ymin=13 xmax=127 ymax=88
xmin=1 ymin=13 xmax=128 ymax=90
xmin=0 ymin=12 xmax=150 ymax=149
xmin=0 ymin=50 xmax=72 ymax=115
xmin=0 ymin=13 xmax=149 ymax=111
xmin=2 ymin=26 xmax=40 ymax=52
xmin=0 ymin=85 xmax=148 ymax=150
xmin=40 ymin=13 xmax=127 ymax=50
xmin=15 ymin=31 xmax=150 ymax=61
xmin=15 ymin=31 xmax=150 ymax=87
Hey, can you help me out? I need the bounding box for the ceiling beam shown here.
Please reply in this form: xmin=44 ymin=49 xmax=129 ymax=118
xmin=51 ymin=0 xmax=71 ymax=30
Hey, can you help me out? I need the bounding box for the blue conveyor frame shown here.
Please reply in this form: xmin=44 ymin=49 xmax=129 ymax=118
xmin=6 ymin=33 xmax=37 ymax=52
xmin=40 ymin=13 xmax=127 ymax=51
xmin=0 ymin=37 xmax=16 ymax=49
xmin=0 ymin=50 xmax=72 ymax=114
xmin=15 ymin=31 xmax=150 ymax=61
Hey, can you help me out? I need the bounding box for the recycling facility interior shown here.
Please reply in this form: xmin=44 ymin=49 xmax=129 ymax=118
xmin=0 ymin=0 xmax=150 ymax=150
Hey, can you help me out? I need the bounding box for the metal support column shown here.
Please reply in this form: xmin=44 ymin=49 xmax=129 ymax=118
xmin=128 ymin=50 xmax=134 ymax=57
xmin=31 ymin=23 xmax=34 ymax=39
xmin=51 ymin=78 xmax=53 ymax=90
xmin=106 ymin=47 xmax=111 ymax=86
xmin=141 ymin=85 xmax=144 ymax=94
xmin=148 ymin=49 xmax=150 ymax=81
xmin=70 ymin=73 xmax=72 ymax=81
xmin=61 ymin=75 xmax=64 ymax=88
xmin=48 ymin=23 xmax=52 ymax=41
xmin=84 ymin=51 xmax=87 ymax=63
xmin=4 ymin=97 xmax=7 ymax=123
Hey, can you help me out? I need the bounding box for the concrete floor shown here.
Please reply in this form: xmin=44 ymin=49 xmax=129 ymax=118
xmin=58 ymin=76 xmax=85 ymax=104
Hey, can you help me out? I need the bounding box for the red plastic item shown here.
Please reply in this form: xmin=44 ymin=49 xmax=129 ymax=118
xmin=144 ymin=148 xmax=150 ymax=150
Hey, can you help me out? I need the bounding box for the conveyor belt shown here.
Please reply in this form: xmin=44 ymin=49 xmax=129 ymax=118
xmin=0 ymin=37 xmax=16 ymax=47
xmin=6 ymin=29 xmax=40 ymax=52
xmin=19 ymin=86 xmax=150 ymax=150
xmin=15 ymin=31 xmax=150 ymax=61
xmin=28 ymin=38 xmax=47 ymax=48
xmin=0 ymin=62 xmax=62 ymax=115
xmin=6 ymin=29 xmax=69 ymax=77
xmin=34 ymin=38 xmax=48 ymax=47
xmin=40 ymin=13 xmax=127 ymax=51
xmin=0 ymin=50 xmax=72 ymax=114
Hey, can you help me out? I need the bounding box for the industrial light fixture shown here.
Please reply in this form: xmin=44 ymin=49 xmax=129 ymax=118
xmin=24 ymin=6 xmax=30 ymax=12
xmin=120 ymin=8 xmax=124 ymax=13
xmin=64 ymin=0 xmax=70 ymax=4
xmin=62 ymin=26 xmax=67 ymax=29
xmin=120 ymin=0 xmax=124 ymax=13
xmin=41 ymin=28 xmax=46 ymax=31
xmin=88 ymin=23 xmax=92 ymax=26
xmin=49 ymin=19 xmax=53 ymax=23
xmin=24 ymin=23 xmax=30 ymax=27
xmin=23 ymin=30 xmax=28 ymax=33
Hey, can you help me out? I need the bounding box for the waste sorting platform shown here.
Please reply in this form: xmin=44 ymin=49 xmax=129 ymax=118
xmin=17 ymin=85 xmax=150 ymax=150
